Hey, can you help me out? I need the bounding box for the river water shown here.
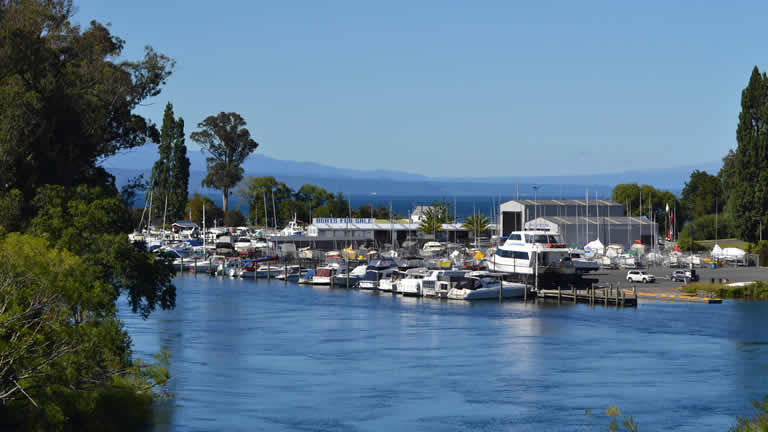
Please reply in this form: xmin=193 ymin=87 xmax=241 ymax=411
xmin=122 ymin=274 xmax=768 ymax=431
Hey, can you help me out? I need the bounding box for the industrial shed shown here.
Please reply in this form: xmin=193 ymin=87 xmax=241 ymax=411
xmin=523 ymin=216 xmax=658 ymax=248
xmin=499 ymin=199 xmax=625 ymax=235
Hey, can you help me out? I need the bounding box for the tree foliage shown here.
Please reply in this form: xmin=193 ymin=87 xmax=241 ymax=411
xmin=728 ymin=66 xmax=768 ymax=242
xmin=461 ymin=214 xmax=490 ymax=236
xmin=611 ymin=183 xmax=679 ymax=233
xmin=237 ymin=177 xmax=291 ymax=225
xmin=184 ymin=193 xmax=223 ymax=228
xmin=0 ymin=0 xmax=174 ymax=201
xmin=681 ymin=170 xmax=723 ymax=220
xmin=0 ymin=2 xmax=176 ymax=427
xmin=151 ymin=103 xmax=189 ymax=222
xmin=224 ymin=210 xmax=246 ymax=227
xmin=419 ymin=201 xmax=450 ymax=235
xmin=190 ymin=112 xmax=259 ymax=213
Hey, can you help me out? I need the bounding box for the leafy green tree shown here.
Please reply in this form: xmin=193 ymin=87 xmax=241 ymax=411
xmin=681 ymin=170 xmax=723 ymax=220
xmin=611 ymin=183 xmax=678 ymax=234
xmin=728 ymin=66 xmax=768 ymax=242
xmin=419 ymin=202 xmax=449 ymax=235
xmin=224 ymin=209 xmax=246 ymax=227
xmin=294 ymin=184 xmax=330 ymax=210
xmin=731 ymin=395 xmax=768 ymax=431
xmin=279 ymin=199 xmax=307 ymax=224
xmin=0 ymin=189 xmax=23 ymax=232
xmin=353 ymin=204 xmax=374 ymax=219
xmin=0 ymin=233 xmax=170 ymax=430
xmin=238 ymin=176 xmax=291 ymax=225
xmin=190 ymin=112 xmax=259 ymax=213
xmin=0 ymin=0 xmax=174 ymax=202
xmin=29 ymin=185 xmax=176 ymax=318
xmin=184 ymin=193 xmax=223 ymax=228
xmin=374 ymin=205 xmax=390 ymax=219
xmin=328 ymin=192 xmax=351 ymax=218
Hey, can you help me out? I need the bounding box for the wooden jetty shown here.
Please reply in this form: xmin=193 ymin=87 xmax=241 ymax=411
xmin=537 ymin=284 xmax=638 ymax=307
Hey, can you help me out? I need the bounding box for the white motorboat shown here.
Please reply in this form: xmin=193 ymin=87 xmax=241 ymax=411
xmin=395 ymin=268 xmax=430 ymax=296
xmin=275 ymin=265 xmax=302 ymax=282
xmin=254 ymin=263 xmax=282 ymax=278
xmin=446 ymin=272 xmax=527 ymax=300
xmin=485 ymin=231 xmax=574 ymax=278
xmin=569 ymin=250 xmax=600 ymax=273
xmin=312 ymin=266 xmax=340 ymax=285
xmin=332 ymin=264 xmax=368 ymax=287
xmin=421 ymin=241 xmax=446 ymax=257
xmin=358 ymin=258 xmax=399 ymax=290
xmin=420 ymin=269 xmax=468 ymax=298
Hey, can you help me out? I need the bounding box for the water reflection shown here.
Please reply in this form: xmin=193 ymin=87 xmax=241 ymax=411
xmin=120 ymin=274 xmax=768 ymax=431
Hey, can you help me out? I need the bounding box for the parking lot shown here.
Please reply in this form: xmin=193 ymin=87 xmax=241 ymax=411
xmin=585 ymin=265 xmax=768 ymax=295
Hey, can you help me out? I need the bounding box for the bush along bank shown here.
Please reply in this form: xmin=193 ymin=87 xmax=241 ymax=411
xmin=680 ymin=281 xmax=768 ymax=299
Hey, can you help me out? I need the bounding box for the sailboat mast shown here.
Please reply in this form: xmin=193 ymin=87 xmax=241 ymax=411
xmin=263 ymin=190 xmax=268 ymax=232
xmin=272 ymin=191 xmax=277 ymax=230
xmin=202 ymin=202 xmax=206 ymax=250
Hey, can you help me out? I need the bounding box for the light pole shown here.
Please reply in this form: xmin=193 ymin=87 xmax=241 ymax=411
xmin=532 ymin=185 xmax=539 ymax=226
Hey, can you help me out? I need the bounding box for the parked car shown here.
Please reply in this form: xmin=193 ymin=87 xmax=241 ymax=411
xmin=671 ymin=269 xmax=699 ymax=282
xmin=627 ymin=270 xmax=655 ymax=283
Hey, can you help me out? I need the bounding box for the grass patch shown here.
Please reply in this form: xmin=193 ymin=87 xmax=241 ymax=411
xmin=681 ymin=281 xmax=768 ymax=299
xmin=694 ymin=238 xmax=750 ymax=250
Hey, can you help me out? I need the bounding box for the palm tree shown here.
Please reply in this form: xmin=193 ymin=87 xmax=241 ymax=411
xmin=462 ymin=214 xmax=490 ymax=247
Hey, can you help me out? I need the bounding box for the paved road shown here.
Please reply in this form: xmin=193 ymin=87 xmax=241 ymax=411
xmin=583 ymin=265 xmax=768 ymax=295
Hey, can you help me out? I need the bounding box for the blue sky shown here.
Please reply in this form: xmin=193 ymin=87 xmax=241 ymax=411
xmin=78 ymin=1 xmax=767 ymax=177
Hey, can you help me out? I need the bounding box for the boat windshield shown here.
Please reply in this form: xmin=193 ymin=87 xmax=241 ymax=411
xmin=529 ymin=234 xmax=561 ymax=244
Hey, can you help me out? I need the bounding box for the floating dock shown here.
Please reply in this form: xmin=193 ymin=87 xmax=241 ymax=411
xmin=537 ymin=285 xmax=638 ymax=307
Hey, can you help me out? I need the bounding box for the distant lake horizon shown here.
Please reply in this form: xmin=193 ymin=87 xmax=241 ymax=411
xmin=131 ymin=192 xmax=613 ymax=222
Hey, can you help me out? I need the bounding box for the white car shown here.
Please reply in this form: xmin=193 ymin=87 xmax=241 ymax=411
xmin=626 ymin=270 xmax=655 ymax=283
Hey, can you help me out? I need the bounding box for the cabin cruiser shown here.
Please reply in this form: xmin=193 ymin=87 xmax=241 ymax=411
xmin=254 ymin=263 xmax=282 ymax=278
xmin=297 ymin=269 xmax=314 ymax=284
xmin=420 ymin=269 xmax=468 ymax=298
xmin=358 ymin=258 xmax=399 ymax=290
xmin=312 ymin=265 xmax=342 ymax=285
xmin=332 ymin=264 xmax=368 ymax=287
xmin=421 ymin=241 xmax=446 ymax=257
xmin=214 ymin=233 xmax=235 ymax=256
xmin=485 ymin=231 xmax=575 ymax=280
xmin=275 ymin=265 xmax=302 ymax=282
xmin=395 ymin=268 xmax=430 ymax=296
xmin=446 ymin=271 xmax=527 ymax=300
xmin=569 ymin=250 xmax=600 ymax=273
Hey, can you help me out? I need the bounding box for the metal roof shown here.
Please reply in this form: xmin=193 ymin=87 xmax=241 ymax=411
xmin=533 ymin=216 xmax=654 ymax=225
xmin=310 ymin=222 xmax=467 ymax=231
xmin=503 ymin=199 xmax=623 ymax=207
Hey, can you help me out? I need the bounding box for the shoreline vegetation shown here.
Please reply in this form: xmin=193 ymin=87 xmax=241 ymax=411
xmin=681 ymin=281 xmax=768 ymax=300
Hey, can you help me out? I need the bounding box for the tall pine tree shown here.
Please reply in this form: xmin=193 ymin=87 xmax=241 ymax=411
xmin=151 ymin=103 xmax=175 ymax=217
xmin=169 ymin=117 xmax=190 ymax=221
xmin=151 ymin=103 xmax=189 ymax=223
xmin=729 ymin=66 xmax=768 ymax=242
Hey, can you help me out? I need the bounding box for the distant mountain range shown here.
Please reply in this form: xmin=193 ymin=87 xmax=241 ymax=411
xmin=102 ymin=146 xmax=722 ymax=198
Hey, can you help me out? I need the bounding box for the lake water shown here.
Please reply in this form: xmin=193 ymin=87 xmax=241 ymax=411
xmin=122 ymin=274 xmax=768 ymax=431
